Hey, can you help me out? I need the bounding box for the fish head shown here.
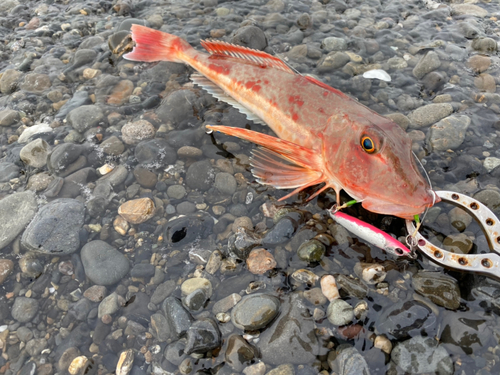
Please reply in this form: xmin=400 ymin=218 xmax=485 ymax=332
xmin=323 ymin=112 xmax=438 ymax=220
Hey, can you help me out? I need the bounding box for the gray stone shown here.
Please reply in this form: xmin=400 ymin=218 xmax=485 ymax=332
xmin=184 ymin=318 xmax=221 ymax=354
xmin=20 ymin=73 xmax=51 ymax=93
xmin=162 ymin=296 xmax=194 ymax=340
xmin=212 ymin=293 xmax=242 ymax=314
xmin=427 ymin=115 xmax=470 ymax=151
xmin=451 ymin=4 xmax=488 ymax=18
xmin=156 ymin=90 xmax=201 ymax=128
xmin=121 ymin=120 xmax=156 ymax=145
xmin=473 ymin=189 xmax=500 ymax=212
xmin=231 ymin=26 xmax=267 ymax=50
xmin=0 ymin=69 xmax=23 ymax=94
xmin=327 ymin=299 xmax=354 ymax=326
xmin=391 ymin=336 xmax=453 ymax=375
xmin=412 ymin=271 xmax=461 ymax=310
xmin=100 ymin=136 xmax=125 ymax=156
xmin=151 ymin=279 xmax=177 ymax=305
xmin=167 ymin=185 xmax=186 ymax=200
xmin=408 ymin=103 xmax=453 ymax=128
xmin=471 ymin=37 xmax=498 ymax=53
xmin=231 ymin=294 xmax=280 ymax=330
xmin=328 ymin=345 xmax=370 ymax=375
xmin=11 ymin=297 xmax=39 ymax=323
xmin=321 ymin=37 xmax=347 ymax=52
xmin=151 ymin=313 xmax=171 ymax=342
xmin=0 ymin=162 xmax=19 ymax=182
xmin=318 ymin=52 xmax=350 ymax=72
xmin=81 ymin=240 xmax=130 ymax=285
xmin=66 ymin=105 xmax=104 ymax=133
xmin=0 ymin=191 xmax=37 ymax=250
xmin=215 ymin=172 xmax=237 ymax=196
xmin=18 ymin=124 xmax=53 ymax=144
xmin=225 ymin=335 xmax=258 ymax=371
xmin=185 ymin=160 xmax=215 ymax=191
xmin=20 ymin=139 xmax=49 ymax=168
xmin=47 ymin=143 xmax=84 ymax=175
xmin=413 ymin=51 xmax=441 ymax=79
xmin=21 ymin=199 xmax=85 ymax=255
xmin=98 ymin=292 xmax=122 ymax=318
xmin=259 ymin=293 xmax=319 ymax=365
xmin=176 ymin=201 xmax=196 ymax=214
xmin=0 ymin=109 xmax=19 ymax=126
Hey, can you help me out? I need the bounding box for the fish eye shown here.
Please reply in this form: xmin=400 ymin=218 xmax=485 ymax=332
xmin=395 ymin=247 xmax=404 ymax=255
xmin=361 ymin=136 xmax=376 ymax=153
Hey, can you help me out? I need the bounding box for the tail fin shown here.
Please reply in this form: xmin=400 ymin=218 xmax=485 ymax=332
xmin=123 ymin=25 xmax=192 ymax=63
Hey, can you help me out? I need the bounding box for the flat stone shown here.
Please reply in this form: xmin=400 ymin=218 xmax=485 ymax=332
xmin=0 ymin=109 xmax=19 ymax=126
xmin=391 ymin=336 xmax=453 ymax=375
xmin=20 ymin=139 xmax=49 ymax=168
xmin=408 ymin=103 xmax=453 ymax=128
xmin=0 ymin=190 xmax=37 ymax=250
xmin=231 ymin=294 xmax=280 ymax=330
xmin=12 ymin=297 xmax=39 ymax=323
xmin=81 ymin=240 xmax=130 ymax=285
xmin=412 ymin=271 xmax=461 ymax=310
xmin=21 ymin=198 xmax=85 ymax=255
xmin=259 ymin=293 xmax=318 ymax=364
xmin=413 ymin=51 xmax=441 ymax=79
xmin=66 ymin=105 xmax=104 ymax=133
xmin=181 ymin=278 xmax=212 ymax=298
xmin=0 ymin=259 xmax=14 ymax=285
xmin=0 ymin=69 xmax=23 ymax=94
xmin=427 ymin=115 xmax=471 ymax=151
xmin=451 ymin=4 xmax=488 ymax=17
xmin=20 ymin=73 xmax=51 ymax=93
xmin=121 ymin=120 xmax=155 ymax=145
xmin=118 ymin=198 xmax=156 ymax=224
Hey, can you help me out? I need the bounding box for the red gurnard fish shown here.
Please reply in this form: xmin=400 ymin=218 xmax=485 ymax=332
xmin=124 ymin=25 xmax=438 ymax=220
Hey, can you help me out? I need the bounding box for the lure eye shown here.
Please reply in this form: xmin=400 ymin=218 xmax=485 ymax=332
xmin=361 ymin=136 xmax=376 ymax=153
xmin=395 ymin=248 xmax=404 ymax=255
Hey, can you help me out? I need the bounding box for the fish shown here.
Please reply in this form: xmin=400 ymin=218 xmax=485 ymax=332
xmin=124 ymin=25 xmax=438 ymax=220
xmin=328 ymin=207 xmax=414 ymax=258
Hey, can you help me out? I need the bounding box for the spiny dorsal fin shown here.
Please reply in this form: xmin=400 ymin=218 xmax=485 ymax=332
xmin=200 ymin=40 xmax=295 ymax=74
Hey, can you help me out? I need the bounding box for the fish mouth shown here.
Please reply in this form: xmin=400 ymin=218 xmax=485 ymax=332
xmin=361 ymin=189 xmax=439 ymax=220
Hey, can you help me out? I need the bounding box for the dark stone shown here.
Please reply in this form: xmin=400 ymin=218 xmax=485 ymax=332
xmin=262 ymin=217 xmax=296 ymax=245
xmin=162 ymin=297 xmax=194 ymax=340
xmin=130 ymin=263 xmax=155 ymax=279
xmin=135 ymin=139 xmax=177 ymax=167
xmin=231 ymin=26 xmax=268 ymax=50
xmin=184 ymin=318 xmax=221 ymax=354
xmin=164 ymin=213 xmax=214 ymax=246
xmin=225 ymin=335 xmax=259 ymax=372
xmin=21 ymin=198 xmax=85 ymax=255
xmin=375 ymin=299 xmax=438 ymax=340
xmin=0 ymin=162 xmax=20 ymax=182
xmin=185 ymin=160 xmax=215 ymax=191
xmin=81 ymin=240 xmax=130 ymax=285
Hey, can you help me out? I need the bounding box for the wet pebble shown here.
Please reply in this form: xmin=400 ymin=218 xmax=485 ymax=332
xmin=83 ymin=285 xmax=108 ymax=302
xmin=0 ymin=190 xmax=37 ymax=250
xmin=413 ymin=51 xmax=441 ymax=79
xmin=391 ymin=336 xmax=453 ymax=375
xmin=408 ymin=103 xmax=453 ymax=128
xmin=354 ymin=262 xmax=386 ymax=284
xmin=442 ymin=233 xmax=473 ymax=254
xmin=118 ymin=197 xmax=155 ymax=224
xmin=181 ymin=277 xmax=212 ymax=298
xmin=66 ymin=105 xmax=104 ymax=133
xmin=328 ymin=345 xmax=370 ymax=375
xmin=121 ymin=120 xmax=155 ymax=145
xmin=184 ymin=318 xmax=221 ymax=354
xmin=320 ymin=275 xmax=340 ymax=301
xmin=12 ymin=297 xmax=39 ymax=323
xmin=212 ymin=293 xmax=242 ymax=314
xmin=231 ymin=293 xmax=280 ymax=330
xmin=81 ymin=240 xmax=130 ymax=285
xmin=215 ymin=172 xmax=237 ymax=196
xmin=259 ymin=293 xmax=318 ymax=364
xmin=21 ymin=198 xmax=85 ymax=255
xmin=231 ymin=25 xmax=267 ymax=50
xmin=473 ymin=189 xmax=500 ymax=212
xmin=0 ymin=259 xmax=14 ymax=285
xmin=467 ymin=55 xmax=491 ymax=73
xmin=297 ymin=239 xmax=325 ymax=262
xmin=20 ymin=138 xmax=49 ymax=168
xmin=412 ymin=271 xmax=461 ymax=310
xmin=327 ymin=299 xmax=354 ymax=326
xmin=246 ymin=248 xmax=276 ymax=274
xmin=427 ymin=115 xmax=471 ymax=151
xmin=162 ymin=296 xmax=194 ymax=339
xmin=0 ymin=108 xmax=19 ymax=126
xmin=225 ymin=335 xmax=259 ymax=371
xmin=185 ymin=160 xmax=215 ymax=191
xmin=376 ymin=299 xmax=437 ymax=340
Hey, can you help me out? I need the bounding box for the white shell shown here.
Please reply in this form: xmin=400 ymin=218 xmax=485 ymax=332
xmin=363 ymin=69 xmax=392 ymax=82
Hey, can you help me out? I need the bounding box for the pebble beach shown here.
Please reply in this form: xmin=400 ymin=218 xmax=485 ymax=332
xmin=1 ymin=0 xmax=500 ymax=374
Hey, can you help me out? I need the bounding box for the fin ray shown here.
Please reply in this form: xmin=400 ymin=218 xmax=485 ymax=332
xmin=200 ymin=40 xmax=295 ymax=74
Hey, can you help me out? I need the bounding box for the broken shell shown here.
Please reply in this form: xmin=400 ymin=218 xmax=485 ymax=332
xmin=118 ymin=197 xmax=155 ymax=224
xmin=68 ymin=356 xmax=93 ymax=375
xmin=216 ymin=312 xmax=230 ymax=323
xmin=320 ymin=275 xmax=340 ymax=301
xmin=353 ymin=300 xmax=368 ymax=320
xmin=354 ymin=262 xmax=387 ymax=285
xmin=97 ymin=163 xmax=115 ymax=175
xmin=291 ymin=269 xmax=319 ymax=285
xmin=374 ymin=334 xmax=392 ymax=354
xmin=116 ymin=349 xmax=134 ymax=375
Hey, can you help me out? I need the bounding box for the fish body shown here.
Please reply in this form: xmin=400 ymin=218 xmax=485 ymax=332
xmin=125 ymin=25 xmax=438 ymax=219
xmin=329 ymin=209 xmax=413 ymax=258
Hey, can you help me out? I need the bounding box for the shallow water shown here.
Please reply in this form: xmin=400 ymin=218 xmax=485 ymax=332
xmin=1 ymin=0 xmax=500 ymax=374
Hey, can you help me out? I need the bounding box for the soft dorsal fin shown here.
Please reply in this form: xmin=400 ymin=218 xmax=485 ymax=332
xmin=200 ymin=40 xmax=295 ymax=74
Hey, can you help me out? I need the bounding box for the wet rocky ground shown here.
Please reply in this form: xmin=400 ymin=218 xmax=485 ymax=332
xmin=1 ymin=0 xmax=500 ymax=374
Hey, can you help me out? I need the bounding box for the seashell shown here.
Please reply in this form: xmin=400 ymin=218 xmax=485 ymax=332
xmin=363 ymin=69 xmax=391 ymax=82
xmin=118 ymin=198 xmax=155 ymax=224
xmin=321 ymin=275 xmax=340 ymax=301
xmin=353 ymin=300 xmax=369 ymax=320
xmin=116 ymin=349 xmax=134 ymax=375
xmin=68 ymin=356 xmax=93 ymax=375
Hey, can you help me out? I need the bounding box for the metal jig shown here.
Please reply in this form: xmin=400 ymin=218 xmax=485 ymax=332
xmin=405 ymin=190 xmax=500 ymax=279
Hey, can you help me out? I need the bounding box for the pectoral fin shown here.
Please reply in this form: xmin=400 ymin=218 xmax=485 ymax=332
xmin=207 ymin=125 xmax=330 ymax=200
